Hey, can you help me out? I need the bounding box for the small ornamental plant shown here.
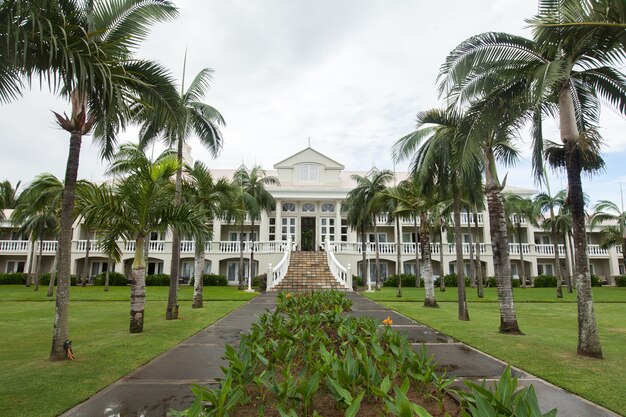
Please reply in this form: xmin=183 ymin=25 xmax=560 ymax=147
xmin=383 ymin=316 xmax=393 ymax=326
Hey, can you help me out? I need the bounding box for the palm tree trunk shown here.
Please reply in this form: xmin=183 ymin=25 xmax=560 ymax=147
xmin=453 ymin=197 xmax=469 ymax=321
xmin=550 ymin=207 xmax=563 ymax=298
xmin=560 ymin=82 xmax=602 ymax=358
xmin=414 ymin=217 xmax=421 ymax=288
xmin=563 ymin=230 xmax=573 ymax=293
xmin=468 ymin=214 xmax=476 ymax=288
xmin=34 ymin=234 xmax=44 ymax=292
xmin=192 ymin=244 xmax=204 ymax=308
xmin=568 ymin=230 xmax=576 ymax=288
xmin=421 ymin=212 xmax=437 ymax=307
xmin=50 ymin=128 xmax=83 ymax=361
xmin=250 ymin=219 xmax=255 ymax=289
xmin=166 ymin=138 xmax=184 ymax=320
xmin=439 ymin=225 xmax=445 ymax=292
xmin=361 ymin=226 xmax=367 ymax=285
xmin=47 ymin=245 xmax=59 ymax=297
xmin=130 ymin=236 xmax=147 ymax=333
xmin=485 ymin=152 xmax=521 ymax=334
xmin=104 ymin=257 xmax=111 ymax=292
xmin=517 ymin=224 xmax=527 ymax=288
xmin=238 ymin=220 xmax=245 ymax=290
xmin=81 ymin=234 xmax=91 ymax=287
xmin=475 ymin=211 xmax=484 ymax=298
xmin=26 ymin=234 xmax=35 ymax=287
xmin=396 ymin=216 xmax=402 ymax=297
xmin=374 ymin=217 xmax=381 ymax=290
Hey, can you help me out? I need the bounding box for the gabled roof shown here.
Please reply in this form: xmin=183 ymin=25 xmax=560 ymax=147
xmin=273 ymin=146 xmax=345 ymax=170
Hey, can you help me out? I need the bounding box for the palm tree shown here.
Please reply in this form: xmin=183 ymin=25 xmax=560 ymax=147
xmin=78 ymin=144 xmax=208 ymax=333
xmin=379 ymin=185 xmax=405 ymax=298
xmin=140 ymin=57 xmax=225 ymax=319
xmin=438 ymin=0 xmax=625 ymax=357
xmin=591 ymin=200 xmax=626 ymax=274
xmin=183 ymin=162 xmax=233 ymax=308
xmin=345 ymin=187 xmax=372 ymax=286
xmin=394 ymin=108 xmax=477 ymax=321
xmin=503 ymin=193 xmax=538 ymax=289
xmin=348 ymin=169 xmax=394 ymax=290
xmin=0 ymin=180 xmax=20 ymax=219
xmin=535 ymin=190 xmax=567 ymax=297
xmin=232 ymin=165 xmax=279 ymax=291
xmin=2 ymin=0 xmax=181 ymax=360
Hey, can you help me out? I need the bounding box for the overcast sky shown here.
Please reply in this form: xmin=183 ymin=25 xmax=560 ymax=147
xmin=1 ymin=0 xmax=624 ymax=205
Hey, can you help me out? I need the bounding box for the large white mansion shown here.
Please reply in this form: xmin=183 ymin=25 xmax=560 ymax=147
xmin=1 ymin=147 xmax=623 ymax=286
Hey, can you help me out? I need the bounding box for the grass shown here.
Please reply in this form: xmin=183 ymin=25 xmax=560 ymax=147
xmin=0 ymin=286 xmax=255 ymax=417
xmin=363 ymin=287 xmax=626 ymax=416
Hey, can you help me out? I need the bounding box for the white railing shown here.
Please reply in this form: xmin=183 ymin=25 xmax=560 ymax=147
xmin=588 ymin=244 xmax=608 ymax=256
xmin=325 ymin=239 xmax=352 ymax=290
xmin=448 ymin=243 xmax=488 ymax=255
xmin=508 ymin=243 xmax=531 ymax=255
xmin=453 ymin=213 xmax=484 ymax=225
xmin=180 ymin=240 xmax=195 ymax=253
xmin=267 ymin=237 xmax=292 ymax=291
xmin=0 ymin=240 xmax=29 ymax=252
xmin=510 ymin=214 xmax=528 ymax=225
xmin=75 ymin=240 xmax=101 ymax=252
xmin=124 ymin=240 xmax=166 ymax=253
xmin=535 ymin=244 xmax=566 ymax=256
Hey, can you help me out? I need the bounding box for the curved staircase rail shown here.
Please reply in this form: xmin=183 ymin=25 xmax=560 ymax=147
xmin=267 ymin=238 xmax=292 ymax=291
xmin=325 ymin=239 xmax=352 ymax=290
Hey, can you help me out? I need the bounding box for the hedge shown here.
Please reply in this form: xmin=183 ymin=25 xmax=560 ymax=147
xmin=382 ymin=274 xmax=425 ymax=288
xmin=533 ymin=275 xmax=557 ymax=287
xmin=615 ymin=275 xmax=626 ymax=287
xmin=189 ymin=274 xmax=229 ymax=287
xmin=591 ymin=275 xmax=603 ymax=287
xmin=433 ymin=273 xmax=470 ymax=288
xmin=0 ymin=273 xmax=27 ymax=285
xmin=93 ymin=271 xmax=129 ymax=286
xmin=145 ymin=274 xmax=171 ymax=286
xmin=253 ymin=273 xmax=267 ymax=289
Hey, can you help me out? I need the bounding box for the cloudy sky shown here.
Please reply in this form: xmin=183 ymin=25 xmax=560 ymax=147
xmin=1 ymin=0 xmax=624 ymax=204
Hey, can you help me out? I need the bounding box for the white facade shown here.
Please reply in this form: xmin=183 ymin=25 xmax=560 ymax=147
xmin=1 ymin=147 xmax=623 ymax=285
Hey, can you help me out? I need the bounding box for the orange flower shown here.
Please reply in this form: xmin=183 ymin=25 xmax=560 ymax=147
xmin=382 ymin=316 xmax=393 ymax=326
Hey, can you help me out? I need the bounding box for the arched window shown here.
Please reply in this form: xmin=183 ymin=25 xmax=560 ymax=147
xmin=321 ymin=203 xmax=335 ymax=213
xmin=282 ymin=202 xmax=296 ymax=212
xmin=302 ymin=203 xmax=315 ymax=212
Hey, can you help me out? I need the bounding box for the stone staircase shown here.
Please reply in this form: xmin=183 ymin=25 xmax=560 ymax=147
xmin=271 ymin=251 xmax=348 ymax=292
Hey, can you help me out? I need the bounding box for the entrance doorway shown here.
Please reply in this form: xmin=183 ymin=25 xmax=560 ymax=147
xmin=301 ymin=217 xmax=316 ymax=251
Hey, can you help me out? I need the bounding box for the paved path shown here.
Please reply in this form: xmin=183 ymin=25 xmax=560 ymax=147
xmin=62 ymin=292 xmax=618 ymax=417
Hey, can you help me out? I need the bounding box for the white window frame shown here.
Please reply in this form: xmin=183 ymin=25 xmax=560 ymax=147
xmin=302 ymin=203 xmax=315 ymax=213
xmin=6 ymin=260 xmax=26 ymax=273
xmin=321 ymin=203 xmax=335 ymax=213
xmin=320 ymin=218 xmax=335 ymax=243
xmin=282 ymin=202 xmax=296 ymax=212
xmin=298 ymin=164 xmax=320 ymax=183
xmin=281 ymin=217 xmax=296 ymax=241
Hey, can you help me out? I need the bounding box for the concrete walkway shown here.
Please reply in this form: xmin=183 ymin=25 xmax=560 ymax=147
xmin=61 ymin=292 xmax=618 ymax=417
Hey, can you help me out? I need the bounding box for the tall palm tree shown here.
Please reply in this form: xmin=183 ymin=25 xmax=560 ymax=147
xmin=503 ymin=193 xmax=538 ymax=289
xmin=78 ymin=144 xmax=208 ymax=333
xmin=438 ymin=0 xmax=624 ymax=357
xmin=0 ymin=180 xmax=20 ymax=220
xmin=591 ymin=200 xmax=626 ymax=273
xmin=183 ymin=162 xmax=233 ymax=308
xmin=379 ymin=185 xmax=405 ymax=298
xmin=2 ymin=0 xmax=181 ymax=360
xmin=394 ymin=108 xmax=478 ymax=321
xmin=345 ymin=187 xmax=372 ymax=286
xmin=348 ymin=169 xmax=394 ymax=290
xmin=140 ymin=57 xmax=225 ymax=319
xmin=535 ymin=190 xmax=567 ymax=297
xmin=232 ymin=165 xmax=278 ymax=290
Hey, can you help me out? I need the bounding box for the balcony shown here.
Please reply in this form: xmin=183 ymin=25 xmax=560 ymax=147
xmin=508 ymin=243 xmax=531 ymax=255
xmin=0 ymin=240 xmax=29 ymax=253
xmin=535 ymin=244 xmax=566 ymax=256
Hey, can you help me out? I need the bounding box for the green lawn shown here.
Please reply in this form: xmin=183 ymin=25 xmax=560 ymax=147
xmin=0 ymin=286 xmax=255 ymax=417
xmin=363 ymin=287 xmax=626 ymax=416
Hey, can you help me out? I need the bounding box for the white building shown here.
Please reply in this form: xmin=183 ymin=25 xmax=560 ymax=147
xmin=1 ymin=146 xmax=623 ymax=286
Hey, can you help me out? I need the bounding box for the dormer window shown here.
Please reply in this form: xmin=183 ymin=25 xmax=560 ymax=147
xmin=321 ymin=203 xmax=335 ymax=213
xmin=298 ymin=164 xmax=320 ymax=183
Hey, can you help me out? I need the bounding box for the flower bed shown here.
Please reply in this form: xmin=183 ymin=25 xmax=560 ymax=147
xmin=181 ymin=291 xmax=554 ymax=416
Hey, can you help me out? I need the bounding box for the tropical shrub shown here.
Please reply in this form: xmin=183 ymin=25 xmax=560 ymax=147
xmin=383 ymin=274 xmax=425 ymax=288
xmin=93 ymin=272 xmax=129 ymax=286
xmin=189 ymin=274 xmax=228 ymax=286
xmin=0 ymin=273 xmax=27 ymax=285
xmin=352 ymin=275 xmax=363 ymax=286
xmin=145 ymin=274 xmax=171 ymax=286
xmin=591 ymin=275 xmax=603 ymax=287
xmin=252 ymin=273 xmax=267 ymax=289
xmin=615 ymin=276 xmax=626 ymax=287
xmin=434 ymin=273 xmax=470 ymax=287
xmin=533 ymin=275 xmax=557 ymax=288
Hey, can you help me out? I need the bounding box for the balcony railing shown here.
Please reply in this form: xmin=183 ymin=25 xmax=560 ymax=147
xmin=535 ymin=244 xmax=566 ymax=256
xmin=508 ymin=243 xmax=531 ymax=255
xmin=447 ymin=242 xmax=488 ymax=255
xmin=0 ymin=240 xmax=29 ymax=252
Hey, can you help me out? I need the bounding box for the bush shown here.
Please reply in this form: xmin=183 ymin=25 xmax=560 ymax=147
xmin=93 ymin=271 xmax=129 ymax=286
xmin=253 ymin=273 xmax=267 ymax=290
xmin=352 ymin=275 xmax=363 ymax=287
xmin=435 ymin=273 xmax=470 ymax=287
xmin=145 ymin=274 xmax=170 ymax=286
xmin=533 ymin=275 xmax=557 ymax=288
xmin=486 ymin=276 xmax=497 ymax=287
xmin=382 ymin=274 xmax=425 ymax=288
xmin=615 ymin=275 xmax=626 ymax=287
xmin=511 ymin=278 xmax=521 ymax=288
xmin=190 ymin=274 xmax=229 ymax=286
xmin=38 ymin=273 xmax=51 ymax=285
xmin=591 ymin=275 xmax=603 ymax=287
xmin=0 ymin=273 xmax=27 ymax=285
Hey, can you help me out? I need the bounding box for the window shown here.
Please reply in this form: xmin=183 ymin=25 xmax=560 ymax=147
xmin=370 ymin=263 xmax=389 ymax=280
xmin=227 ymin=261 xmax=256 ymax=282
xmin=6 ymin=260 xmax=26 ymax=273
xmin=538 ymin=263 xmax=554 ymax=276
xmin=147 ymin=261 xmax=164 ymax=275
xmin=321 ymin=203 xmax=335 ymax=213
xmin=181 ymin=261 xmax=194 ymax=280
xmin=404 ymin=263 xmax=417 ymax=275
xmin=150 ymin=231 xmax=166 ymax=241
xmin=368 ymin=233 xmax=387 ymax=243
xmin=204 ymin=260 xmax=212 ymax=274
xmin=341 ymin=219 xmax=348 ymax=242
xmin=298 ymin=164 xmax=320 ymax=183
xmin=320 ymin=218 xmax=335 ymax=242
xmin=281 ymin=217 xmax=296 ymax=241
xmin=269 ymin=218 xmax=276 ymax=241
xmin=282 ymin=202 xmax=296 ymax=212
xmin=302 ymin=203 xmax=315 ymax=212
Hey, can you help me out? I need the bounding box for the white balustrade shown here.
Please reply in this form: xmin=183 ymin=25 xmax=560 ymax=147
xmin=376 ymin=213 xmax=389 ymax=224
xmin=535 ymin=244 xmax=566 ymax=256
xmin=508 ymin=243 xmax=531 ymax=255
xmin=267 ymin=237 xmax=292 ymax=291
xmin=180 ymin=241 xmax=195 ymax=253
xmin=0 ymin=240 xmax=29 ymax=252
xmin=588 ymin=244 xmax=608 ymax=256
xmin=510 ymin=214 xmax=528 ymax=225
xmin=456 ymin=213 xmax=484 ymax=225
xmin=325 ymin=239 xmax=352 ymax=290
xmin=37 ymin=241 xmax=58 ymax=252
xmin=448 ymin=243 xmax=487 ymax=255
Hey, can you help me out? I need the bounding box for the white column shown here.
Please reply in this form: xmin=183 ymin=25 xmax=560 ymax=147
xmin=275 ymin=200 xmax=282 ymax=240
xmin=334 ymin=200 xmax=342 ymax=242
xmin=259 ymin=211 xmax=270 ymax=241
xmin=212 ymin=218 xmax=222 ymax=242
